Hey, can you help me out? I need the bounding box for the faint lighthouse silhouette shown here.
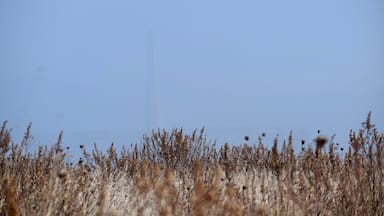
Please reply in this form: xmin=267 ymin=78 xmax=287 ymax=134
xmin=146 ymin=31 xmax=159 ymax=132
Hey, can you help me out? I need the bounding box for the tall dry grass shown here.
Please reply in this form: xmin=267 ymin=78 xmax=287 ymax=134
xmin=0 ymin=112 xmax=383 ymax=215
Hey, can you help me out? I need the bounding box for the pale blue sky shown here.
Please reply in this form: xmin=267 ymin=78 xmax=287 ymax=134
xmin=1 ymin=0 xmax=383 ymax=153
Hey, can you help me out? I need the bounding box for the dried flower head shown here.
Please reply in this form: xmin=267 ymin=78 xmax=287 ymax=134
xmin=315 ymin=134 xmax=329 ymax=149
xmin=57 ymin=168 xmax=68 ymax=179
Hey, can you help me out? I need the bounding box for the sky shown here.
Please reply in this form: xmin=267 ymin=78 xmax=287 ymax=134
xmin=1 ymin=0 xmax=383 ymax=155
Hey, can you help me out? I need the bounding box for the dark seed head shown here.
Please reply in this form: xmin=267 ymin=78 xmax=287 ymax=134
xmin=80 ymin=144 xmax=84 ymax=149
xmin=315 ymin=134 xmax=328 ymax=149
xmin=262 ymin=133 xmax=266 ymax=137
xmin=244 ymin=136 xmax=249 ymax=141
xmin=301 ymin=140 xmax=305 ymax=145
xmin=84 ymin=164 xmax=92 ymax=172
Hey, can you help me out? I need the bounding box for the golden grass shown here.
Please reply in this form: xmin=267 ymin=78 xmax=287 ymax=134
xmin=0 ymin=113 xmax=383 ymax=215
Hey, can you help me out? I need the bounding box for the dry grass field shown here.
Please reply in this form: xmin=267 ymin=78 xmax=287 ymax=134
xmin=1 ymin=112 xmax=383 ymax=215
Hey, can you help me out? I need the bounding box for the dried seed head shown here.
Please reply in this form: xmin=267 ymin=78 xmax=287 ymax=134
xmin=244 ymin=136 xmax=249 ymax=141
xmin=315 ymin=134 xmax=329 ymax=149
xmin=151 ymin=164 xmax=161 ymax=182
xmin=58 ymin=168 xmax=68 ymax=178
xmin=215 ymin=163 xmax=224 ymax=179
xmin=257 ymin=202 xmax=266 ymax=216
xmin=165 ymin=168 xmax=174 ymax=185
xmin=192 ymin=160 xmax=202 ymax=181
xmin=6 ymin=179 xmax=19 ymax=216
xmin=84 ymin=164 xmax=92 ymax=172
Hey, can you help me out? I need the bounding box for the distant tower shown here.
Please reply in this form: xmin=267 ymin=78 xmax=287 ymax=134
xmin=146 ymin=31 xmax=159 ymax=132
